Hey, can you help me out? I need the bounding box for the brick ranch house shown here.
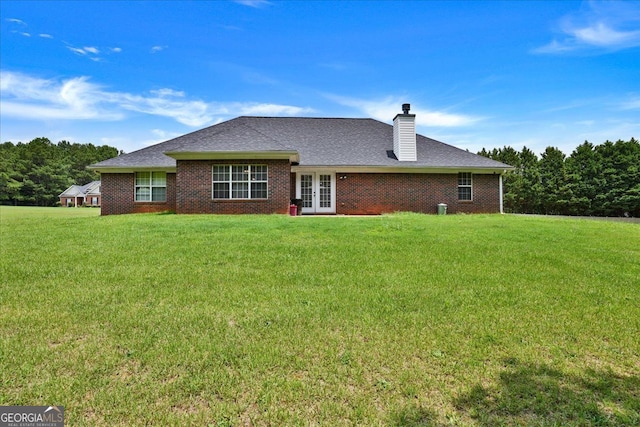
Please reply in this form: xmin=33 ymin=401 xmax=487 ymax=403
xmin=58 ymin=180 xmax=101 ymax=207
xmin=90 ymin=105 xmax=513 ymax=215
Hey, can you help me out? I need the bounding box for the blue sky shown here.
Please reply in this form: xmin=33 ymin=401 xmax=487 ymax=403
xmin=1 ymin=0 xmax=639 ymax=156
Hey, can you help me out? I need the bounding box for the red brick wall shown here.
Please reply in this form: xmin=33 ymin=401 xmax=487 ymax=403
xmin=59 ymin=196 xmax=101 ymax=206
xmin=101 ymin=169 xmax=499 ymax=215
xmin=88 ymin=195 xmax=101 ymax=206
xmin=335 ymin=173 xmax=500 ymax=214
xmin=464 ymin=174 xmax=501 ymax=213
xmin=290 ymin=172 xmax=296 ymax=199
xmin=175 ymin=159 xmax=290 ymax=214
xmin=100 ymin=173 xmax=176 ymax=215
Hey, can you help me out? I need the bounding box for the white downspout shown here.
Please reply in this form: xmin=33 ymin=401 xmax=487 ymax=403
xmin=499 ymin=174 xmax=504 ymax=214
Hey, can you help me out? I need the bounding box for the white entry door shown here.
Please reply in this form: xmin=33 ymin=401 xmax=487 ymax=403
xmin=297 ymin=172 xmax=335 ymax=214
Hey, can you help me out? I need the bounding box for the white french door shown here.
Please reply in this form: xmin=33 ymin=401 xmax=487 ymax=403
xmin=296 ymin=172 xmax=335 ymax=214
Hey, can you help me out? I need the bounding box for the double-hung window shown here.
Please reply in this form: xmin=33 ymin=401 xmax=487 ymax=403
xmin=212 ymin=165 xmax=268 ymax=199
xmin=135 ymin=171 xmax=167 ymax=202
xmin=458 ymin=172 xmax=472 ymax=201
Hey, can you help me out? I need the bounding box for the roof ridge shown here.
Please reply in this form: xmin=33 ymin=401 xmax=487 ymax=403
xmin=238 ymin=116 xmax=375 ymax=121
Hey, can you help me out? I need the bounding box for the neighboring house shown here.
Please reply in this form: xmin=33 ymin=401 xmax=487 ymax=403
xmin=90 ymin=105 xmax=513 ymax=215
xmin=59 ymin=181 xmax=101 ymax=207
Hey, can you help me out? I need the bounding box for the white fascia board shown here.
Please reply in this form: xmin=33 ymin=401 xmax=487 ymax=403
xmin=164 ymin=151 xmax=299 ymax=162
xmin=292 ymin=165 xmax=512 ymax=174
xmin=91 ymin=166 xmax=177 ymax=174
xmin=291 ymin=166 xmax=339 ymax=173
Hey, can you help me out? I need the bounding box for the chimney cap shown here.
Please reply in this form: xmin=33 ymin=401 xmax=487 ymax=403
xmin=402 ymin=103 xmax=411 ymax=114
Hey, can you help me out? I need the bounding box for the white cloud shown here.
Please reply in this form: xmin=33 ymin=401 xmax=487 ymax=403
xmin=114 ymin=92 xmax=212 ymax=126
xmin=572 ymin=22 xmax=640 ymax=47
xmin=327 ymin=95 xmax=481 ymax=127
xmin=0 ymin=72 xmax=121 ymax=120
xmin=0 ymin=70 xmax=312 ymax=127
xmin=150 ymin=88 xmax=185 ymax=98
xmin=67 ymin=46 xmax=86 ymax=55
xmin=140 ymin=129 xmax=184 ymax=146
xmin=535 ymin=22 xmax=640 ymax=53
xmin=39 ymin=33 xmax=53 ymax=39
xmin=151 ymin=128 xmax=180 ymax=139
xmin=534 ymin=2 xmax=640 ymax=54
xmin=66 ymin=45 xmax=110 ymax=61
xmin=99 ymin=136 xmax=130 ymax=147
xmin=18 ymin=32 xmax=31 ymax=37
xmin=110 ymin=47 xmax=122 ymax=53
xmin=67 ymin=46 xmax=100 ymax=56
xmin=234 ymin=0 xmax=271 ymax=8
xmin=620 ymin=96 xmax=640 ymax=110
xmin=150 ymin=45 xmax=167 ymax=53
xmin=237 ymin=103 xmax=313 ymax=116
xmin=7 ymin=18 xmax=26 ymax=25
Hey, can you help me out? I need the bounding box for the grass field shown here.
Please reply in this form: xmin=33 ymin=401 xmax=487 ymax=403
xmin=1 ymin=206 xmax=638 ymax=426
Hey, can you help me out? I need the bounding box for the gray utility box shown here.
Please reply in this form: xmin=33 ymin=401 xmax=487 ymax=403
xmin=437 ymin=203 xmax=448 ymax=215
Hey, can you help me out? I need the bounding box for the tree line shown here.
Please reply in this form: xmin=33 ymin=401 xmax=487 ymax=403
xmin=0 ymin=137 xmax=120 ymax=206
xmin=479 ymin=138 xmax=640 ymax=217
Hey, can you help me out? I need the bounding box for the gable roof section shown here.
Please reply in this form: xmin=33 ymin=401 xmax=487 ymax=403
xmin=59 ymin=184 xmax=85 ymax=198
xmin=165 ymin=117 xmax=298 ymax=160
xmin=84 ymin=181 xmax=101 ymax=195
xmin=90 ymin=116 xmax=512 ymax=172
xmin=59 ymin=181 xmax=101 ymax=197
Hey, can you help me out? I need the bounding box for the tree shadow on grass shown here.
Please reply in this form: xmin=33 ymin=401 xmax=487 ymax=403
xmin=454 ymin=358 xmax=640 ymax=426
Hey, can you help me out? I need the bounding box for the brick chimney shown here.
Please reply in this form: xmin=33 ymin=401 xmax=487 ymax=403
xmin=393 ymin=103 xmax=417 ymax=161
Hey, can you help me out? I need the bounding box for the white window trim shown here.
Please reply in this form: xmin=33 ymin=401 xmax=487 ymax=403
xmin=212 ymin=164 xmax=268 ymax=200
xmin=458 ymin=172 xmax=473 ymax=201
xmin=135 ymin=171 xmax=167 ymax=202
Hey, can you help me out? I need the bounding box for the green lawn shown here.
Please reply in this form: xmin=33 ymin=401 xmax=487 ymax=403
xmin=1 ymin=206 xmax=639 ymax=426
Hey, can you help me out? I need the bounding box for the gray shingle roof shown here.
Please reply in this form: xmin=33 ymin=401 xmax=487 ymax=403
xmin=59 ymin=181 xmax=101 ymax=197
xmin=90 ymin=116 xmax=511 ymax=170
